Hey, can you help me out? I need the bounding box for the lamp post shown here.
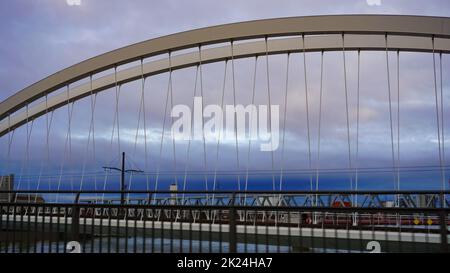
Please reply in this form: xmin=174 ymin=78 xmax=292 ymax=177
xmin=103 ymin=152 xmax=143 ymax=205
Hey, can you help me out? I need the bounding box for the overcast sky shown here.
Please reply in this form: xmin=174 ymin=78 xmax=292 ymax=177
xmin=0 ymin=0 xmax=449 ymax=191
xmin=1 ymin=0 xmax=449 ymax=100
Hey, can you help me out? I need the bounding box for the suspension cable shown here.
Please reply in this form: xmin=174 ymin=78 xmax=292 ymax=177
xmin=169 ymin=49 xmax=179 ymax=192
xmin=265 ymin=36 xmax=276 ymax=191
xmin=244 ymin=57 xmax=258 ymax=197
xmin=0 ymin=115 xmax=6 ymax=188
xmin=352 ymin=50 xmax=362 ymax=219
xmin=110 ymin=67 xmax=119 ymax=149
xmin=0 ymin=116 xmax=9 ymax=187
xmin=384 ymin=34 xmax=397 ymax=193
xmin=432 ymin=37 xmax=445 ymax=192
xmin=35 ymin=93 xmax=49 ymax=202
xmin=57 ymin=85 xmax=74 ymax=202
xmin=231 ymin=41 xmax=242 ymax=193
xmin=115 ymin=69 xmax=121 ymax=161
xmin=80 ymin=74 xmax=97 ymax=192
xmin=212 ymin=61 xmax=228 ymax=203
xmin=182 ymin=65 xmax=200 ymax=203
xmin=279 ymin=53 xmax=290 ymax=191
xmin=3 ymin=115 xmax=14 ymax=189
xmin=199 ymin=45 xmax=209 ymax=195
xmin=109 ymin=66 xmax=121 ymax=162
xmin=110 ymin=67 xmax=122 ymax=200
xmin=67 ymin=89 xmax=75 ymax=192
xmin=355 ymin=50 xmax=360 ymax=194
xmin=141 ymin=59 xmax=150 ymax=195
xmin=342 ymin=33 xmax=353 ymax=192
xmin=22 ymin=121 xmax=34 ymax=202
xmin=47 ymin=110 xmax=54 ymax=190
xmin=91 ymin=82 xmax=98 ymax=196
xmin=15 ymin=105 xmax=31 ymax=202
xmin=154 ymin=51 xmax=173 ymax=201
xmin=101 ymin=168 xmax=108 ymax=203
xmin=133 ymin=80 xmax=144 ymax=156
xmin=130 ymin=60 xmax=147 ymax=200
xmin=302 ymin=34 xmax=313 ymax=192
xmin=439 ymin=53 xmax=446 ymax=191
xmin=103 ymin=68 xmax=120 ymax=203
xmin=5 ymin=116 xmax=15 ymax=191
xmin=25 ymin=106 xmax=32 ymax=198
xmin=397 ymin=51 xmax=401 ymax=193
xmin=115 ymin=68 xmax=121 ymax=195
xmin=316 ymin=51 xmax=324 ymax=199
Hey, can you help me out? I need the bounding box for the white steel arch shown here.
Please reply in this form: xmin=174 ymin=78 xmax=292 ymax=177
xmin=1 ymin=15 xmax=450 ymax=136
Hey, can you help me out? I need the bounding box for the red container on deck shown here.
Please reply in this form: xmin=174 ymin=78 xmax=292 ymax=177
xmin=331 ymin=201 xmax=352 ymax=207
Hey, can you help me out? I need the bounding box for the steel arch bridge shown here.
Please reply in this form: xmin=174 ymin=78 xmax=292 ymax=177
xmin=0 ymin=15 xmax=449 ymax=203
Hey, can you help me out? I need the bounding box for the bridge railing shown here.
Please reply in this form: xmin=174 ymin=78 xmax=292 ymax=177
xmin=0 ymin=190 xmax=449 ymax=253
xmin=0 ymin=189 xmax=449 ymax=208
